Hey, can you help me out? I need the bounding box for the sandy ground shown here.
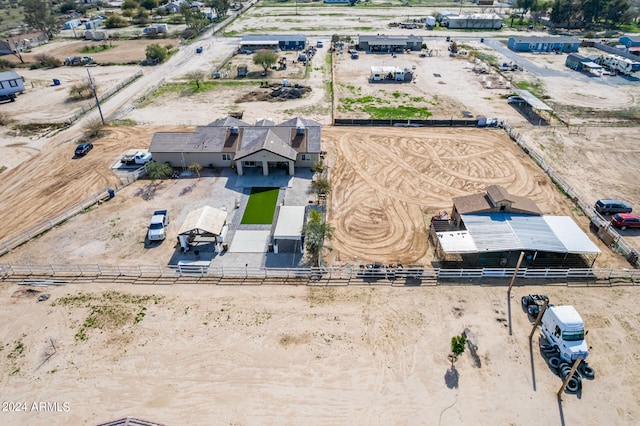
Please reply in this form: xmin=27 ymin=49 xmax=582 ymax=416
xmin=0 ymin=126 xmax=189 ymax=242
xmin=0 ymin=66 xmax=142 ymax=125
xmin=323 ymin=126 xmax=626 ymax=268
xmin=1 ymin=282 xmax=639 ymax=425
xmin=126 ymin=40 xmax=332 ymax=126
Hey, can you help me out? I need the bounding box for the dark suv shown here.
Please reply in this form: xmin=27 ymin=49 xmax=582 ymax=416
xmin=595 ymin=199 xmax=632 ymax=215
xmin=74 ymin=143 xmax=93 ymax=156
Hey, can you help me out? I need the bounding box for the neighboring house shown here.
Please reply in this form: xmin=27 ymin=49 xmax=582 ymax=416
xmin=149 ymin=116 xmax=322 ymax=176
xmin=619 ymin=35 xmax=640 ymax=56
xmin=358 ymin=35 xmax=423 ymax=53
xmin=619 ymin=35 xmax=640 ymax=48
xmin=507 ymin=36 xmax=580 ymax=53
xmin=430 ymin=185 xmax=601 ymax=268
xmin=565 ymin=53 xmax=602 ymax=75
xmin=0 ymin=71 xmax=26 ymax=99
xmin=324 ymin=0 xmax=350 ymax=3
xmin=162 ymin=1 xmax=183 ymax=13
xmin=239 ymin=35 xmax=307 ymax=51
xmin=0 ymin=32 xmax=48 ymax=56
xmin=442 ymin=14 xmax=502 ymax=30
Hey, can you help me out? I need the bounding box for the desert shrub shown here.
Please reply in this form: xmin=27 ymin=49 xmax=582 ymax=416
xmin=34 ymin=54 xmax=62 ymax=68
xmin=68 ymin=83 xmax=94 ymax=100
xmin=84 ymin=118 xmax=103 ymax=138
xmin=105 ymin=15 xmax=129 ymax=28
xmin=145 ymin=43 xmax=168 ymax=63
xmin=0 ymin=58 xmax=14 ymax=70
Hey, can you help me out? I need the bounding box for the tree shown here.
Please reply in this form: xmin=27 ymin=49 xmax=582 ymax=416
xmin=302 ymin=210 xmax=334 ymax=266
xmin=516 ymin=0 xmax=537 ymax=24
xmin=311 ymin=160 xmax=327 ymax=174
xmin=146 ymin=161 xmax=173 ymax=180
xmin=450 ymin=335 xmax=467 ymax=366
xmin=188 ymin=161 xmax=203 ymax=177
xmin=105 ymin=15 xmax=129 ymax=28
xmin=133 ymin=7 xmax=151 ymax=25
xmin=253 ymin=50 xmax=278 ymax=73
xmin=23 ymin=0 xmax=59 ymax=39
xmin=307 ymin=177 xmax=331 ymax=203
xmin=181 ymin=4 xmax=209 ymax=33
xmin=186 ymin=70 xmax=206 ymax=89
xmin=208 ymin=0 xmax=230 ymax=19
xmin=121 ymin=0 xmax=140 ymax=10
xmin=140 ymin=0 xmax=158 ymax=10
xmin=145 ymin=43 xmax=168 ymax=63
xmin=84 ymin=118 xmax=103 ymax=138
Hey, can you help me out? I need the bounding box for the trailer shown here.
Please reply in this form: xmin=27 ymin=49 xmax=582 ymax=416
xmin=602 ymin=55 xmax=640 ymax=77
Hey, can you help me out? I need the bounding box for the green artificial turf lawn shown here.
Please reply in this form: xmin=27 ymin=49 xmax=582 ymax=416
xmin=241 ymin=187 xmax=279 ymax=224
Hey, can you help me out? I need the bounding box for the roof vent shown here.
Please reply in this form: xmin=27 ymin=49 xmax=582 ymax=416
xmin=230 ymin=126 xmax=239 ymax=134
xmin=296 ymin=125 xmax=305 ymax=135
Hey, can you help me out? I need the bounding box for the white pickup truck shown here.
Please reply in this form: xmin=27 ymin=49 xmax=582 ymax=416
xmin=122 ymin=149 xmax=153 ymax=166
xmin=147 ymin=210 xmax=169 ymax=241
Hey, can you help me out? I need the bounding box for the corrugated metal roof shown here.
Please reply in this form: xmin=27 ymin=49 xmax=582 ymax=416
xmin=436 ymin=213 xmax=601 ymax=254
xmin=513 ymin=89 xmax=553 ymax=111
xmin=510 ymin=36 xmax=580 ymax=44
xmin=273 ymin=206 xmax=306 ymax=240
xmin=178 ymin=206 xmax=228 ymax=236
xmin=543 ymin=216 xmax=600 ymax=254
xmin=359 ymin=35 xmax=423 ymax=44
xmin=241 ymin=34 xmax=306 ymax=43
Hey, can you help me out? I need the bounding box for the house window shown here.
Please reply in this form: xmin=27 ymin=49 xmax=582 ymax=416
xmin=244 ymin=161 xmax=256 ymax=167
xmin=222 ymin=153 xmax=232 ymax=161
xmin=301 ymin=154 xmax=311 ymax=161
xmin=8 ymin=80 xmax=17 ymax=87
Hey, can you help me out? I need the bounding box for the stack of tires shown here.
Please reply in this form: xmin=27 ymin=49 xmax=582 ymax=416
xmin=541 ymin=344 xmax=595 ymax=393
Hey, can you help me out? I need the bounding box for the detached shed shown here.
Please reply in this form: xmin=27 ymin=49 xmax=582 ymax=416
xmin=272 ymin=206 xmax=306 ymax=253
xmin=177 ymin=206 xmax=228 ymax=251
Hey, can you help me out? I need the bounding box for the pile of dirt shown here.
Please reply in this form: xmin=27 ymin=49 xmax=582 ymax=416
xmin=236 ymin=85 xmax=312 ymax=103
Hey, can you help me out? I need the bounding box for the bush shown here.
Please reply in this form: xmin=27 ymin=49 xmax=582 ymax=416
xmin=145 ymin=43 xmax=168 ymax=63
xmin=105 ymin=15 xmax=129 ymax=28
xmin=34 ymin=54 xmax=62 ymax=68
xmin=0 ymin=59 xmax=14 ymax=70
xmin=68 ymin=83 xmax=94 ymax=100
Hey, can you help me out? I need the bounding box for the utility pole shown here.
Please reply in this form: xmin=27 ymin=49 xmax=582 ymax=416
xmin=86 ymin=69 xmax=104 ymax=124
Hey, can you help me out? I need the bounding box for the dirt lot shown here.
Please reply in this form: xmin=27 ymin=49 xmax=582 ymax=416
xmin=0 ymin=126 xmax=189 ymax=242
xmin=7 ymin=39 xmax=178 ymax=66
xmin=323 ymin=126 xmax=627 ymax=268
xmin=1 ymin=282 xmax=639 ymax=425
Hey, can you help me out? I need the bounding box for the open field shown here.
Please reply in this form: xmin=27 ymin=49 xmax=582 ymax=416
xmin=1 ymin=282 xmax=639 ymax=425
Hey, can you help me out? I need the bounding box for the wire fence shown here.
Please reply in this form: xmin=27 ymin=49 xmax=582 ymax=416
xmin=503 ymin=123 xmax=639 ymax=268
xmin=1 ymin=263 xmax=639 ymax=285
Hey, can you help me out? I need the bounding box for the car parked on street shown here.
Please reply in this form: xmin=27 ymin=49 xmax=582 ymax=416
xmin=595 ymin=199 xmax=632 ymax=215
xmin=611 ymin=213 xmax=640 ymax=230
xmin=74 ymin=143 xmax=93 ymax=156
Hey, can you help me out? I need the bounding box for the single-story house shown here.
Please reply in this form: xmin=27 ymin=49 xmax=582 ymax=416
xmin=430 ymin=185 xmax=600 ymax=268
xmin=324 ymin=0 xmax=350 ymax=3
xmin=507 ymin=36 xmax=580 ymax=53
xmin=240 ymin=35 xmax=306 ymax=51
xmin=0 ymin=71 xmax=25 ymax=99
xmin=442 ymin=14 xmax=502 ymax=30
xmin=369 ymin=66 xmax=413 ymax=82
xmin=619 ymin=35 xmax=640 ymax=48
xmin=565 ymin=53 xmax=602 ymax=74
xmin=0 ymin=32 xmax=48 ymax=55
xmin=358 ymin=35 xmax=423 ymax=53
xmin=149 ymin=116 xmax=322 ymax=176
